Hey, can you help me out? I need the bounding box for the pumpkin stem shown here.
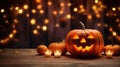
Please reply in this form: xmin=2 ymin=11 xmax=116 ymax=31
xmin=79 ymin=21 xmax=86 ymax=29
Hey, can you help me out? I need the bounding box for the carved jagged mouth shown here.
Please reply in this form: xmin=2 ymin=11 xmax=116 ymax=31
xmin=73 ymin=44 xmax=94 ymax=52
xmin=72 ymin=38 xmax=95 ymax=51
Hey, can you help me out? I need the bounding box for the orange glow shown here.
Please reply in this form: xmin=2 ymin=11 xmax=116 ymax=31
xmin=106 ymin=50 xmax=113 ymax=54
xmin=15 ymin=7 xmax=19 ymax=10
xmin=1 ymin=9 xmax=5 ymax=13
xmin=73 ymin=45 xmax=93 ymax=52
xmin=72 ymin=34 xmax=79 ymax=39
xmin=26 ymin=13 xmax=29 ymax=18
xmin=118 ymin=24 xmax=120 ymax=27
xmin=73 ymin=45 xmax=82 ymax=52
xmin=109 ymin=27 xmax=113 ymax=31
xmin=44 ymin=50 xmax=52 ymax=57
xmin=118 ymin=7 xmax=120 ymax=10
xmin=44 ymin=19 xmax=49 ymax=24
xmin=48 ymin=1 xmax=52 ymax=6
xmin=37 ymin=5 xmax=42 ymax=9
xmin=3 ymin=15 xmax=6 ymax=18
xmin=85 ymin=46 xmax=90 ymax=51
xmin=0 ymin=40 xmax=4 ymax=44
xmin=32 ymin=9 xmax=36 ymax=13
xmin=106 ymin=13 xmax=109 ymax=16
xmin=9 ymin=34 xmax=13 ymax=38
xmin=18 ymin=9 xmax=23 ymax=14
xmin=53 ymin=10 xmax=57 ymax=15
xmin=39 ymin=10 xmax=44 ymax=14
xmin=97 ymin=23 xmax=101 ymax=27
xmin=42 ymin=26 xmax=47 ymax=31
xmin=14 ymin=19 xmax=18 ymax=23
xmin=68 ymin=3 xmax=71 ymax=6
xmin=79 ymin=5 xmax=83 ymax=8
xmin=10 ymin=7 xmax=13 ymax=11
xmin=13 ymin=30 xmax=17 ymax=34
xmin=112 ymin=7 xmax=116 ymax=11
xmin=92 ymin=5 xmax=97 ymax=10
xmin=88 ymin=34 xmax=94 ymax=39
xmin=5 ymin=20 xmax=8 ymax=23
xmin=81 ymin=8 xmax=85 ymax=12
xmin=106 ymin=50 xmax=113 ymax=58
xmin=35 ymin=0 xmax=41 ymax=3
xmin=66 ymin=14 xmax=71 ymax=19
xmin=12 ymin=24 xmax=16 ymax=28
xmin=55 ymin=23 xmax=59 ymax=27
xmin=33 ymin=29 xmax=38 ymax=35
xmin=116 ymin=18 xmax=120 ymax=22
xmin=112 ymin=31 xmax=117 ymax=36
xmin=54 ymin=50 xmax=61 ymax=58
xmin=104 ymin=24 xmax=108 ymax=27
xmin=80 ymin=37 xmax=86 ymax=43
xmin=23 ymin=4 xmax=29 ymax=10
xmin=30 ymin=19 xmax=36 ymax=25
xmin=59 ymin=10 xmax=64 ymax=14
xmin=60 ymin=2 xmax=64 ymax=7
xmin=87 ymin=14 xmax=92 ymax=20
xmin=96 ymin=13 xmax=101 ymax=18
xmin=95 ymin=0 xmax=98 ymax=3
xmin=36 ymin=25 xmax=41 ymax=29
xmin=73 ymin=8 xmax=78 ymax=12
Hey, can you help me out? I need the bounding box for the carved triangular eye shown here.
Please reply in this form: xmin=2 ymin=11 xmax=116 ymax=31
xmin=88 ymin=34 xmax=94 ymax=39
xmin=80 ymin=37 xmax=86 ymax=43
xmin=72 ymin=34 xmax=79 ymax=39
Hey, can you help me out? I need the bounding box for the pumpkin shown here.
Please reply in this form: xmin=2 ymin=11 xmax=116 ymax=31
xmin=104 ymin=44 xmax=120 ymax=56
xmin=48 ymin=42 xmax=67 ymax=55
xmin=113 ymin=44 xmax=120 ymax=55
xmin=65 ymin=22 xmax=104 ymax=58
xmin=104 ymin=45 xmax=113 ymax=52
xmin=37 ymin=45 xmax=48 ymax=55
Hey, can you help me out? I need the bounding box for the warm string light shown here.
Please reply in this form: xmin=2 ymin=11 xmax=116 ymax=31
xmin=30 ymin=19 xmax=36 ymax=25
xmin=1 ymin=9 xmax=5 ymax=13
xmin=0 ymin=27 xmax=17 ymax=44
xmin=108 ymin=26 xmax=120 ymax=42
xmin=0 ymin=7 xmax=18 ymax=44
xmin=31 ymin=9 xmax=37 ymax=14
xmin=23 ymin=4 xmax=29 ymax=10
xmin=105 ymin=5 xmax=120 ymax=42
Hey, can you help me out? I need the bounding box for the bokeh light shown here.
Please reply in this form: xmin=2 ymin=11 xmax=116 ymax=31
xmin=66 ymin=14 xmax=71 ymax=19
xmin=42 ymin=26 xmax=47 ymax=31
xmin=1 ymin=9 xmax=5 ymax=13
xmin=33 ymin=29 xmax=38 ymax=35
xmin=30 ymin=19 xmax=36 ymax=25
xmin=18 ymin=9 xmax=23 ymax=14
xmin=23 ymin=4 xmax=29 ymax=10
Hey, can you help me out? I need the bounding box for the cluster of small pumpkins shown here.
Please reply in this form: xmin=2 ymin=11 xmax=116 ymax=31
xmin=104 ymin=44 xmax=120 ymax=56
xmin=37 ymin=42 xmax=67 ymax=55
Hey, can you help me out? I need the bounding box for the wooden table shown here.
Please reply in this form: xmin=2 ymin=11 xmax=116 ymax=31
xmin=0 ymin=49 xmax=120 ymax=67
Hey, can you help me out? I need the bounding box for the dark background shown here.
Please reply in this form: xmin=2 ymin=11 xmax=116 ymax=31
xmin=0 ymin=0 xmax=120 ymax=48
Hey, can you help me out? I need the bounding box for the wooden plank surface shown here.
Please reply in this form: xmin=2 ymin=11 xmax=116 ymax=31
xmin=0 ymin=49 xmax=120 ymax=67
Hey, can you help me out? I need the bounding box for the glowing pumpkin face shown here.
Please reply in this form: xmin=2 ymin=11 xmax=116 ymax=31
xmin=72 ymin=33 xmax=95 ymax=52
xmin=65 ymin=29 xmax=104 ymax=57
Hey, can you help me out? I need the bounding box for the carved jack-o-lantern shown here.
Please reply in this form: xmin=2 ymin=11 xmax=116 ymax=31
xmin=65 ymin=22 xmax=104 ymax=58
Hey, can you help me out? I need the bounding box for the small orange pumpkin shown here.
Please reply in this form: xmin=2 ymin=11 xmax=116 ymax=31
xmin=104 ymin=45 xmax=113 ymax=52
xmin=48 ymin=42 xmax=67 ymax=55
xmin=65 ymin=22 xmax=104 ymax=58
xmin=113 ymin=44 xmax=120 ymax=55
xmin=37 ymin=45 xmax=48 ymax=55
